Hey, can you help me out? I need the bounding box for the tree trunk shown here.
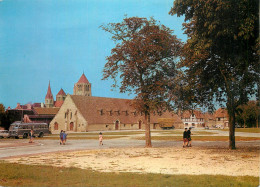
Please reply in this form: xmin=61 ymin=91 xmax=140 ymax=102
xmin=145 ymin=111 xmax=152 ymax=147
xmin=227 ymin=98 xmax=236 ymax=149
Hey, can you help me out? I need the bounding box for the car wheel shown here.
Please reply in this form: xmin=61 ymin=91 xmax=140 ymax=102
xmin=38 ymin=132 xmax=44 ymax=138
xmin=23 ymin=133 xmax=28 ymax=139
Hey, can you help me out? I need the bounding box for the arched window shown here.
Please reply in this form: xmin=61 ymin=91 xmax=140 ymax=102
xmin=54 ymin=122 xmax=58 ymax=130
xmin=70 ymin=122 xmax=74 ymax=131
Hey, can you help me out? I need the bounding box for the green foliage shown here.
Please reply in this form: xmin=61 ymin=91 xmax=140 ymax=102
xmin=101 ymin=17 xmax=182 ymax=147
xmin=236 ymin=101 xmax=260 ymax=128
xmin=0 ymin=162 xmax=258 ymax=187
xmin=169 ymin=0 xmax=259 ymax=149
xmin=101 ymin=17 xmax=182 ymax=112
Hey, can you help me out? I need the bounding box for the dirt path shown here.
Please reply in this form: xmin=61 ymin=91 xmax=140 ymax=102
xmin=4 ymin=146 xmax=259 ymax=177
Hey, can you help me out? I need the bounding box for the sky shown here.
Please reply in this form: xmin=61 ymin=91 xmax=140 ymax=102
xmin=0 ymin=0 xmax=186 ymax=108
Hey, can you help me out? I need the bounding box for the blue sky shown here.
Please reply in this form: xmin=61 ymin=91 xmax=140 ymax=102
xmin=0 ymin=0 xmax=186 ymax=108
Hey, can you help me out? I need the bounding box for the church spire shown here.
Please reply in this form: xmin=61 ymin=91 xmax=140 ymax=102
xmin=45 ymin=81 xmax=53 ymax=99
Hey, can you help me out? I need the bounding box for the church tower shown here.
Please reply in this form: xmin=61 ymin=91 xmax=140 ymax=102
xmin=45 ymin=81 xmax=54 ymax=108
xmin=55 ymin=88 xmax=66 ymax=107
xmin=73 ymin=73 xmax=92 ymax=96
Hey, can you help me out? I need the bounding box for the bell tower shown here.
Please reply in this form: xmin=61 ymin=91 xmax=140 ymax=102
xmin=73 ymin=73 xmax=92 ymax=96
xmin=45 ymin=81 xmax=54 ymax=108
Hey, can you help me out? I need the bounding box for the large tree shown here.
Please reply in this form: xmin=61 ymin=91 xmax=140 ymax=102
xmin=170 ymin=0 xmax=259 ymax=149
xmin=101 ymin=17 xmax=182 ymax=147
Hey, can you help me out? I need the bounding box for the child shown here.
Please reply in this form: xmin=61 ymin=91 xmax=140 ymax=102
xmin=99 ymin=132 xmax=103 ymax=146
xmin=183 ymin=128 xmax=188 ymax=148
xmin=29 ymin=128 xmax=34 ymax=143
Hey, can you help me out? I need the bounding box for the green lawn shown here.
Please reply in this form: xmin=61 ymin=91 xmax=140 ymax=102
xmin=0 ymin=162 xmax=258 ymax=187
xmin=220 ymin=128 xmax=260 ymax=133
xmin=48 ymin=131 xmax=145 ymax=136
xmin=134 ymin=136 xmax=260 ymax=141
xmin=36 ymin=135 xmax=127 ymax=140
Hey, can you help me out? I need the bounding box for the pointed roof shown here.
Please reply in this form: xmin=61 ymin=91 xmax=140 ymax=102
xmin=45 ymin=81 xmax=53 ymax=100
xmin=56 ymin=88 xmax=66 ymax=96
xmin=77 ymin=73 xmax=89 ymax=84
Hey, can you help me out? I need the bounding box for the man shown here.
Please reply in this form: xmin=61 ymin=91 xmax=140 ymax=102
xmin=187 ymin=127 xmax=192 ymax=147
xmin=183 ymin=128 xmax=188 ymax=148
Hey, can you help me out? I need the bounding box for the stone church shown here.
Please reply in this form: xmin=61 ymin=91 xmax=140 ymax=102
xmin=49 ymin=73 xmax=184 ymax=133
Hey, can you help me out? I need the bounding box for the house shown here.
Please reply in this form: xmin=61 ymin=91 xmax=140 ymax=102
xmin=180 ymin=110 xmax=205 ymax=128
xmin=214 ymin=108 xmax=229 ymax=128
xmin=25 ymin=107 xmax=60 ymax=125
xmin=49 ymin=95 xmax=183 ymax=133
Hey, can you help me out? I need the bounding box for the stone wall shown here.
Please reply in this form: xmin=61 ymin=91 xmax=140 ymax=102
xmin=49 ymin=96 xmax=87 ymax=134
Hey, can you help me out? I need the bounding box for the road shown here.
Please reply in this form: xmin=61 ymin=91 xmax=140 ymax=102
xmin=0 ymin=137 xmax=259 ymax=159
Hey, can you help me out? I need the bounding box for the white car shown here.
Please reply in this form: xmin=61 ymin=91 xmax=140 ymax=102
xmin=0 ymin=130 xmax=9 ymax=138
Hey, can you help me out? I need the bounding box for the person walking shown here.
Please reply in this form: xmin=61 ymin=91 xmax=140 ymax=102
xmin=99 ymin=132 xmax=103 ymax=146
xmin=29 ymin=128 xmax=34 ymax=143
xmin=59 ymin=130 xmax=64 ymax=145
xmin=187 ymin=127 xmax=193 ymax=147
xmin=63 ymin=131 xmax=67 ymax=145
xmin=183 ymin=128 xmax=188 ymax=148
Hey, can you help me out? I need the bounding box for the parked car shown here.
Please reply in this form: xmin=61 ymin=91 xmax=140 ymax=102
xmin=0 ymin=130 xmax=9 ymax=138
xmin=205 ymin=126 xmax=209 ymax=130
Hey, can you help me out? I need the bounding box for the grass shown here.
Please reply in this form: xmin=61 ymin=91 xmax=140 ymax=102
xmin=134 ymin=136 xmax=260 ymax=141
xmin=36 ymin=136 xmax=127 ymax=140
xmin=220 ymin=128 xmax=260 ymax=133
xmin=0 ymin=162 xmax=258 ymax=187
xmin=48 ymin=131 xmax=145 ymax=136
xmin=160 ymin=131 xmax=217 ymax=135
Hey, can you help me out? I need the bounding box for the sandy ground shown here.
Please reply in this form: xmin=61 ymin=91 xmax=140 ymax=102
xmin=5 ymin=146 xmax=260 ymax=177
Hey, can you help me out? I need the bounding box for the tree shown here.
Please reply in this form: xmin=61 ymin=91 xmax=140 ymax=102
xmin=236 ymin=101 xmax=260 ymax=128
xmin=170 ymin=0 xmax=259 ymax=149
xmin=101 ymin=17 xmax=182 ymax=147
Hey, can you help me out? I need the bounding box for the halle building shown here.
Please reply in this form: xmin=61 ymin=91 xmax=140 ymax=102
xmin=49 ymin=73 xmax=183 ymax=133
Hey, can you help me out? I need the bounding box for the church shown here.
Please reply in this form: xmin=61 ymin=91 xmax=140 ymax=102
xmin=49 ymin=73 xmax=184 ymax=133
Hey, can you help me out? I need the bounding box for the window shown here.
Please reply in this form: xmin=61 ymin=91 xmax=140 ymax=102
xmin=78 ymin=85 xmax=82 ymax=91
xmin=99 ymin=109 xmax=104 ymax=115
xmin=54 ymin=122 xmax=58 ymax=130
xmin=124 ymin=124 xmax=126 ymax=127
xmin=64 ymin=113 xmax=66 ymax=118
xmin=70 ymin=112 xmax=72 ymax=119
xmin=106 ymin=125 xmax=109 ymax=128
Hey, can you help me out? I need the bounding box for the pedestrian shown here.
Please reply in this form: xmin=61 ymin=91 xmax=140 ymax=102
xmin=29 ymin=128 xmax=34 ymax=143
xmin=99 ymin=132 xmax=103 ymax=146
xmin=187 ymin=127 xmax=193 ymax=147
xmin=63 ymin=131 xmax=67 ymax=145
xmin=183 ymin=128 xmax=188 ymax=148
xmin=60 ymin=130 xmax=64 ymax=145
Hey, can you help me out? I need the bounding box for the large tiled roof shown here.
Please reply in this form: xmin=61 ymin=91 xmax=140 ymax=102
xmin=181 ymin=110 xmax=204 ymax=119
xmin=45 ymin=81 xmax=53 ymax=100
xmin=54 ymin=101 xmax=64 ymax=107
xmin=34 ymin=107 xmax=60 ymax=115
xmin=56 ymin=88 xmax=66 ymax=96
xmin=70 ymin=95 xmax=180 ymax=124
xmin=77 ymin=73 xmax=90 ymax=84
xmin=214 ymin=108 xmax=228 ymax=118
